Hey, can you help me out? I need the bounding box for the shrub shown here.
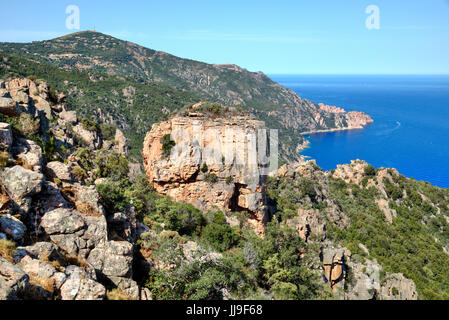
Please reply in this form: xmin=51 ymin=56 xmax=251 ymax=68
xmin=43 ymin=136 xmax=59 ymax=161
xmin=71 ymin=166 xmax=88 ymax=182
xmin=100 ymin=123 xmax=117 ymax=141
xmin=49 ymin=88 xmax=59 ymax=104
xmin=94 ymin=150 xmax=129 ymax=180
xmin=73 ymin=148 xmax=93 ymax=171
xmin=299 ymin=178 xmax=317 ymax=201
xmin=17 ymin=113 xmax=40 ymax=138
xmin=80 ymin=118 xmax=99 ymax=132
xmin=226 ymin=176 xmax=233 ymax=185
xmin=205 ymin=173 xmax=218 ymax=184
xmin=201 ymin=163 xmax=209 ymax=173
xmin=96 ymin=181 xmax=130 ymax=213
xmin=160 ymin=134 xmax=175 ymax=158
xmin=201 ymin=214 xmax=239 ymax=252
xmin=364 ymin=164 xmax=377 ymax=176
xmin=163 ymin=202 xmax=205 ymax=236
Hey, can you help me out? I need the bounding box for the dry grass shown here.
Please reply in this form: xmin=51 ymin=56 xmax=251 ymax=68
xmin=71 ymin=166 xmax=87 ymax=181
xmin=0 ymin=238 xmax=16 ymax=262
xmin=106 ymin=288 xmax=135 ymax=301
xmin=0 ymin=151 xmax=9 ymax=168
xmin=41 ymin=256 xmax=63 ymax=271
xmin=75 ymin=201 xmax=102 ymax=217
xmin=29 ymin=276 xmax=55 ymax=294
xmin=16 ymin=158 xmax=34 ymax=171
xmin=63 ymin=253 xmax=89 ymax=269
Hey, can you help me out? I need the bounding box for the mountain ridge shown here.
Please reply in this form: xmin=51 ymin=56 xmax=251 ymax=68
xmin=0 ymin=31 xmax=373 ymax=162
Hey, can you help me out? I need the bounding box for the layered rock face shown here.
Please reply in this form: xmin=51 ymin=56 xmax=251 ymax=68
xmin=143 ymin=103 xmax=272 ymax=234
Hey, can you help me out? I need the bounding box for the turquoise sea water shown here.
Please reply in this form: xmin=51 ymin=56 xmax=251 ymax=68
xmin=270 ymin=75 xmax=449 ymax=188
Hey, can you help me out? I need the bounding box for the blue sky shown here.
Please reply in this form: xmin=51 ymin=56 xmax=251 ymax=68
xmin=1 ymin=0 xmax=449 ymax=74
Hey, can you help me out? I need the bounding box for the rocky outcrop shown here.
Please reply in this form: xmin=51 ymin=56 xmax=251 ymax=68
xmin=320 ymin=245 xmax=418 ymax=300
xmin=143 ymin=103 xmax=271 ymax=235
xmin=0 ymin=78 xmax=142 ymax=300
xmin=329 ymin=160 xmax=401 ymax=223
xmin=321 ymin=247 xmax=348 ymax=290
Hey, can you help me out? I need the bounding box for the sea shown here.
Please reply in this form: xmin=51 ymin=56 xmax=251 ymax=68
xmin=270 ymin=75 xmax=449 ymax=189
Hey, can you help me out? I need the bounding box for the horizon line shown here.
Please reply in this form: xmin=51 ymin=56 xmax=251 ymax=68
xmin=268 ymin=73 xmax=449 ymax=76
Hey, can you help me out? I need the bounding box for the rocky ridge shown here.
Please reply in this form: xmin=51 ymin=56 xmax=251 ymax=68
xmin=272 ymin=160 xmax=420 ymax=300
xmin=0 ymin=78 xmax=146 ymax=300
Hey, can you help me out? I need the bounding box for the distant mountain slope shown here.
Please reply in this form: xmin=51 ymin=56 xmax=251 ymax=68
xmin=0 ymin=31 xmax=305 ymax=109
xmin=0 ymin=31 xmax=373 ymax=161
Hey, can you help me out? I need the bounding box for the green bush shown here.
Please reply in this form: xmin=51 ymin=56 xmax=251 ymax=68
xmin=245 ymin=221 xmax=322 ymax=300
xmin=96 ymin=181 xmax=130 ymax=213
xmin=205 ymin=173 xmax=218 ymax=184
xmin=93 ymin=150 xmax=129 ymax=180
xmin=81 ymin=118 xmax=100 ymax=132
xmin=160 ymin=134 xmax=175 ymax=158
xmin=100 ymin=123 xmax=117 ymax=141
xmin=201 ymin=212 xmax=239 ymax=252
xmin=364 ymin=164 xmax=377 ymax=176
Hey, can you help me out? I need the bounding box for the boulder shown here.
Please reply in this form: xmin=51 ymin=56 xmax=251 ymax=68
xmin=109 ymin=277 xmax=140 ymax=300
xmin=73 ymin=124 xmax=102 ymax=149
xmin=59 ymin=109 xmax=77 ymax=125
xmin=142 ymin=112 xmax=269 ymax=235
xmin=40 ymin=205 xmax=107 ymax=258
xmin=0 ymin=97 xmax=19 ymax=117
xmin=73 ymin=184 xmax=106 ymax=217
xmin=45 ymin=161 xmax=72 ymax=182
xmin=12 ymin=139 xmax=44 ymax=172
xmin=39 ymin=182 xmax=70 ymax=212
xmin=322 ymin=247 xmax=347 ymax=289
xmin=19 ymin=256 xmax=57 ymax=280
xmin=345 ymin=258 xmax=382 ymax=300
xmin=379 ymin=273 xmax=418 ymax=300
xmin=0 ymin=256 xmax=29 ymax=300
xmin=40 ymin=208 xmax=85 ymax=235
xmin=140 ymin=287 xmax=152 ymax=300
xmin=60 ymin=266 xmax=106 ymax=300
xmin=0 ymin=165 xmax=44 ymax=201
xmin=87 ymin=241 xmax=133 ymax=278
xmin=10 ymin=89 xmax=29 ymax=104
xmin=0 ymin=214 xmax=27 ymax=242
xmin=15 ymin=242 xmax=60 ymax=262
